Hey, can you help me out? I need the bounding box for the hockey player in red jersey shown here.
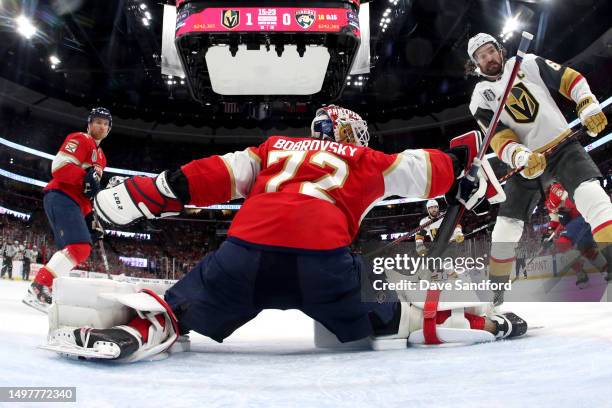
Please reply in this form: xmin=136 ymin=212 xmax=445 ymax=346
xmin=543 ymin=183 xmax=609 ymax=287
xmin=45 ymin=106 xmax=526 ymax=362
xmin=23 ymin=108 xmax=111 ymax=312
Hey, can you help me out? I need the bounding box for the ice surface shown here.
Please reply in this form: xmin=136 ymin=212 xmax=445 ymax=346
xmin=1 ymin=279 xmax=612 ymax=408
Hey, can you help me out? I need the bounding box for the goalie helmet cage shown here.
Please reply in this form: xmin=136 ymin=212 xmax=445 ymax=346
xmin=174 ymin=0 xmax=363 ymax=104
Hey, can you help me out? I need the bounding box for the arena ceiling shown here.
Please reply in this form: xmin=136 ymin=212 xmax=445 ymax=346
xmin=0 ymin=0 xmax=610 ymax=130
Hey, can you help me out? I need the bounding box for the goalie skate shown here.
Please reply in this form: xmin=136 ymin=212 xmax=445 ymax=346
xmin=42 ymin=327 xmax=128 ymax=360
xmin=22 ymin=282 xmax=52 ymax=314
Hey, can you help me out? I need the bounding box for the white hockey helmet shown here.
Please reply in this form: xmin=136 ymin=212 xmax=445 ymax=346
xmin=426 ymin=199 xmax=438 ymax=209
xmin=311 ymin=105 xmax=370 ymax=147
xmin=467 ymin=33 xmax=501 ymax=63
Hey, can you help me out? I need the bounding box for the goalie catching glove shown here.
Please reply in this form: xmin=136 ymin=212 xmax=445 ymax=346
xmin=94 ymin=171 xmax=184 ymax=226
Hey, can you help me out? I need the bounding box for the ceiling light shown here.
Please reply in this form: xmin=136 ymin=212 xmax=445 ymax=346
xmin=142 ymin=17 xmax=149 ymax=26
xmin=501 ymin=16 xmax=520 ymax=36
xmin=139 ymin=3 xmax=147 ymax=10
xmin=15 ymin=15 xmax=36 ymax=39
xmin=49 ymin=55 xmax=61 ymax=65
xmin=144 ymin=11 xmax=151 ymax=19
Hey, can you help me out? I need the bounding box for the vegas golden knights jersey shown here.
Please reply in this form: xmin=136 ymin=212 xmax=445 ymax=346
xmin=469 ymin=53 xmax=587 ymax=164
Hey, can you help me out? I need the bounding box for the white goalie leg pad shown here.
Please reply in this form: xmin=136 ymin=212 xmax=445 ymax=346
xmin=45 ymin=249 xmax=77 ymax=277
xmin=49 ymin=278 xmax=137 ymax=332
xmin=407 ymin=301 xmax=494 ymax=345
xmin=370 ymin=302 xmax=418 ymax=351
xmin=46 ymin=278 xmax=185 ymax=362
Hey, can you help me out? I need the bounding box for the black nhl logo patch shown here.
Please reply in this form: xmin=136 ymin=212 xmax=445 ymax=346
xmin=221 ymin=10 xmax=239 ymax=29
xmin=295 ymin=9 xmax=316 ymax=29
xmin=483 ymin=89 xmax=495 ymax=102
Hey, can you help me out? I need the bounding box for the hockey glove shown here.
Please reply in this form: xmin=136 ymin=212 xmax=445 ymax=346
xmin=453 ymin=231 xmax=465 ymax=244
xmin=94 ymin=171 xmax=183 ymax=227
xmin=85 ymin=212 xmax=104 ymax=242
xmin=83 ymin=167 xmax=101 ymax=200
xmin=512 ymin=147 xmax=546 ymax=179
xmin=577 ymin=96 xmax=608 ymax=137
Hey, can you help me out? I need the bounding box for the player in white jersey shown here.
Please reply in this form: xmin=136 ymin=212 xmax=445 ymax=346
xmin=415 ymin=199 xmax=464 ymax=280
xmin=467 ymin=33 xmax=612 ymax=303
xmin=415 ymin=199 xmax=463 ymax=256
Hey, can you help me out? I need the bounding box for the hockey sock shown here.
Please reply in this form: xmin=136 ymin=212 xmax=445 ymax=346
xmin=435 ymin=310 xmax=486 ymax=330
xmin=33 ymin=267 xmax=54 ymax=288
xmin=37 ymin=243 xmax=91 ymax=284
xmin=127 ymin=314 xmax=166 ymax=343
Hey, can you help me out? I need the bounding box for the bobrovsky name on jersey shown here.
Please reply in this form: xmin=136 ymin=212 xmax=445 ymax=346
xmin=272 ymin=138 xmax=359 ymax=158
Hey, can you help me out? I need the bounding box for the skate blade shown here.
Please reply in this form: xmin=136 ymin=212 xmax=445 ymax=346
xmin=22 ymin=298 xmax=49 ymax=314
xmin=40 ymin=343 xmax=119 ymax=360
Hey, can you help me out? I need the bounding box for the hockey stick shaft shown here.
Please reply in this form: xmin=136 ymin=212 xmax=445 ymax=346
xmin=364 ymin=212 xmax=445 ymax=258
xmin=93 ymin=211 xmax=111 ymax=279
xmin=498 ymin=126 xmax=585 ymax=183
xmin=428 ymin=32 xmax=533 ymax=258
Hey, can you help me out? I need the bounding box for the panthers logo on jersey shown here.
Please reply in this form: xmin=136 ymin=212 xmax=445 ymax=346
xmin=505 ymin=82 xmax=539 ymax=123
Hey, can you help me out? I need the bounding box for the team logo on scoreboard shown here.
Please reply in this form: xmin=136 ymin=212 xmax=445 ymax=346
xmin=221 ymin=10 xmax=240 ymax=29
xmin=295 ymin=9 xmax=316 ymax=29
xmin=504 ymin=82 xmax=539 ymax=123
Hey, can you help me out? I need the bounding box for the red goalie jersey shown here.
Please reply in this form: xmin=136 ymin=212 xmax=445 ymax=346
xmin=180 ymin=136 xmax=454 ymax=250
xmin=45 ymin=132 xmax=106 ymax=214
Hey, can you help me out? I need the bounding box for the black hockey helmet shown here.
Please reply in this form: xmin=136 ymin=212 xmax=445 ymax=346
xmin=88 ymin=107 xmax=112 ymax=129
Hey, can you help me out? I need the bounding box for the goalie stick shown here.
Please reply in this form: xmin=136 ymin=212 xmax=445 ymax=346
xmin=428 ymin=31 xmax=534 ymax=259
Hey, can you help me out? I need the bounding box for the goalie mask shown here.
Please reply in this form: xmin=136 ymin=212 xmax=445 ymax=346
xmin=311 ymin=105 xmax=370 ymax=147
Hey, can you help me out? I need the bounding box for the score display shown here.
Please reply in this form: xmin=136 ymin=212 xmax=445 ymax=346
xmin=176 ymin=7 xmax=359 ymax=36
